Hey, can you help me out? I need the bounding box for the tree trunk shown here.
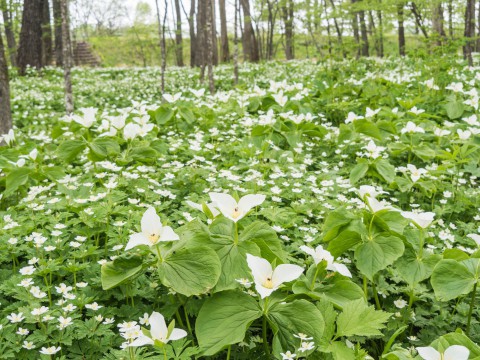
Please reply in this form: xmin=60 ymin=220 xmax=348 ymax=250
xmin=448 ymin=0 xmax=453 ymax=38
xmin=188 ymin=0 xmax=196 ymax=67
xmin=359 ymin=7 xmax=369 ymax=56
xmin=351 ymin=0 xmax=360 ymax=58
xmin=410 ymin=2 xmax=429 ymax=38
xmin=240 ymin=0 xmax=259 ymax=62
xmin=397 ymin=2 xmax=405 ymax=56
xmin=205 ymin=0 xmax=215 ymax=93
xmin=476 ymin=0 xmax=480 ymax=51
xmin=282 ymin=0 xmax=294 ymax=60
xmin=328 ymin=0 xmax=346 ymax=58
xmin=53 ymin=0 xmax=63 ymax=66
xmin=0 ymin=30 xmax=12 ymax=140
xmin=464 ymin=0 xmax=475 ymax=66
xmin=210 ymin=0 xmax=218 ymax=65
xmin=323 ymin=0 xmax=332 ymax=55
xmin=196 ymin=0 xmax=206 ymax=78
xmin=377 ymin=5 xmax=384 ymax=57
xmin=60 ymin=0 xmax=73 ymax=114
xmin=234 ymin=0 xmax=239 ymax=84
xmin=1 ymin=0 xmax=16 ymax=66
xmin=17 ymin=0 xmax=43 ymax=75
xmin=432 ymin=2 xmax=446 ymax=46
xmin=219 ymin=0 xmax=229 ymax=62
xmin=41 ymin=0 xmax=53 ymax=66
xmin=174 ymin=0 xmax=184 ymax=66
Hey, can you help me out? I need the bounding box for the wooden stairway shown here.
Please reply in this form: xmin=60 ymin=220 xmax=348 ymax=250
xmin=73 ymin=42 xmax=101 ymax=67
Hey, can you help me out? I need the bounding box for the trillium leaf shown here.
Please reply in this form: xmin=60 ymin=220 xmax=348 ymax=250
xmin=101 ymin=255 xmax=145 ymax=290
xmin=158 ymin=246 xmax=221 ymax=296
xmin=355 ymin=235 xmax=404 ymax=280
xmin=239 ymin=221 xmax=287 ymax=263
xmin=196 ymin=290 xmax=262 ymax=356
xmin=445 ymin=100 xmax=464 ymax=120
xmin=57 ymin=139 xmax=86 ymax=162
xmin=353 ymin=119 xmax=382 ymax=140
xmin=395 ymin=247 xmax=441 ymax=286
xmin=431 ymin=259 xmax=479 ymax=301
xmin=336 ymin=299 xmax=391 ymax=337
xmin=155 ymin=106 xmax=175 ymax=125
xmin=5 ymin=167 xmax=31 ymax=196
xmin=268 ymin=299 xmax=325 ymax=356
xmin=350 ymin=162 xmax=369 ymax=184
xmin=375 ymin=159 xmax=395 ymax=184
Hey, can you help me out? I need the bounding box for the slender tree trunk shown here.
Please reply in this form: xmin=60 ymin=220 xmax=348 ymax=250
xmin=477 ymin=0 xmax=480 ymax=50
xmin=210 ymin=0 xmax=218 ymax=65
xmin=432 ymin=2 xmax=446 ymax=46
xmin=448 ymin=0 xmax=453 ymax=38
xmin=0 ymin=31 xmax=12 ymax=139
xmin=41 ymin=0 xmax=53 ymax=66
xmin=155 ymin=0 xmax=167 ymax=92
xmin=464 ymin=0 xmax=475 ymax=66
xmin=174 ymin=0 xmax=184 ymax=66
xmin=205 ymin=0 xmax=215 ymax=93
xmin=188 ymin=0 xmax=196 ymax=67
xmin=53 ymin=0 xmax=63 ymax=66
xmin=282 ymin=0 xmax=294 ymax=60
xmin=351 ymin=0 xmax=360 ymax=58
xmin=368 ymin=11 xmax=378 ymax=55
xmin=60 ymin=0 xmax=73 ymax=114
xmin=196 ymin=0 xmax=206 ymax=78
xmin=359 ymin=7 xmax=369 ymax=56
xmin=1 ymin=0 xmax=16 ymax=66
xmin=328 ymin=0 xmax=346 ymax=58
xmin=234 ymin=0 xmax=239 ymax=84
xmin=323 ymin=0 xmax=332 ymax=55
xmin=410 ymin=2 xmax=429 ymax=38
xmin=17 ymin=0 xmax=43 ymax=75
xmin=377 ymin=5 xmax=384 ymax=57
xmin=240 ymin=0 xmax=259 ymax=62
xmin=219 ymin=0 xmax=230 ymax=62
xmin=397 ymin=2 xmax=405 ymax=56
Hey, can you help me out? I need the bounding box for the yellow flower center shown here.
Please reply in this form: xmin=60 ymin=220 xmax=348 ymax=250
xmin=232 ymin=207 xmax=241 ymax=219
xmin=148 ymin=233 xmax=160 ymax=244
xmin=263 ymin=277 xmax=274 ymax=289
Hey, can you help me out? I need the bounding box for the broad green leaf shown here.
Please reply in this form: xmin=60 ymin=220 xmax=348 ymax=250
xmin=322 ymin=208 xmax=356 ymax=241
xmin=395 ymin=248 xmax=441 ymax=286
xmin=101 ymin=255 xmax=145 ymax=290
xmin=445 ymin=100 xmax=464 ymax=119
xmin=354 ymin=119 xmax=382 ymax=140
xmin=375 ymin=159 xmax=395 ymax=183
xmin=158 ymin=246 xmax=221 ymax=296
xmin=336 ymin=299 xmax=391 ymax=337
xmin=355 ymin=235 xmax=404 ymax=280
xmin=239 ymin=221 xmax=287 ymax=263
xmin=269 ymin=299 xmax=325 ymax=356
xmin=350 ymin=162 xmax=369 ymax=184
xmin=431 ymin=259 xmax=479 ymax=301
xmin=5 ymin=167 xmax=31 ymax=195
xmin=430 ymin=331 xmax=480 ymax=357
xmin=196 ymin=290 xmax=262 ymax=355
xmin=155 ymin=106 xmax=175 ymax=125
xmin=329 ymin=341 xmax=355 ymax=360
xmin=320 ymin=279 xmax=365 ymax=309
xmin=57 ymin=139 xmax=86 ymax=162
xmin=374 ymin=211 xmax=408 ymax=236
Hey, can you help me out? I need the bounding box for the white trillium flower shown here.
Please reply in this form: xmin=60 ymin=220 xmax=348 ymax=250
xmin=72 ymin=107 xmax=97 ymax=128
xmin=185 ymin=200 xmax=220 ymax=217
xmin=125 ymin=207 xmax=179 ymax=250
xmin=123 ymin=123 xmax=142 ymax=140
xmin=407 ymin=164 xmax=428 ymax=182
xmin=2 ymin=129 xmax=15 ymax=145
xmin=416 ymin=345 xmax=469 ymax=360
xmin=357 ymin=185 xmax=387 ymax=200
xmin=163 ymin=92 xmax=182 ymax=103
xmin=467 ymin=234 xmax=480 ymax=246
xmin=129 ymin=312 xmax=187 ymax=347
xmin=401 ymin=211 xmax=435 ymax=229
xmin=365 ymin=107 xmax=380 ymax=118
xmin=401 ymin=121 xmax=425 ymax=134
xmin=209 ymin=193 xmax=266 ymax=222
xmin=300 ymin=245 xmax=352 ymax=278
xmin=246 ymin=254 xmax=303 ymax=298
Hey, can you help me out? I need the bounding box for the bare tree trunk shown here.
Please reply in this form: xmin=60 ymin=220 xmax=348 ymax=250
xmin=196 ymin=0 xmax=206 ymax=79
xmin=359 ymin=7 xmax=369 ymax=56
xmin=410 ymin=2 xmax=429 ymax=38
xmin=1 ymin=0 xmax=16 ymax=66
xmin=205 ymin=0 xmax=215 ymax=93
xmin=282 ymin=0 xmax=294 ymax=60
xmin=432 ymin=2 xmax=446 ymax=46
xmin=240 ymin=0 xmax=259 ymax=62
xmin=477 ymin=0 xmax=480 ymax=50
xmin=377 ymin=5 xmax=384 ymax=57
xmin=219 ymin=0 xmax=230 ymax=62
xmin=323 ymin=0 xmax=332 ymax=55
xmin=351 ymin=0 xmax=360 ymax=58
xmin=328 ymin=0 xmax=346 ymax=58
xmin=210 ymin=0 xmax=218 ymax=65
xmin=41 ymin=0 xmax=53 ymax=66
xmin=187 ymin=0 xmax=196 ymax=67
xmin=234 ymin=0 xmax=239 ymax=84
xmin=53 ymin=0 xmax=63 ymax=66
xmin=155 ymin=0 xmax=167 ymax=92
xmin=60 ymin=0 xmax=73 ymax=114
xmin=266 ymin=0 xmax=277 ymax=60
xmin=0 ymin=30 xmax=12 ymax=140
xmin=397 ymin=2 xmax=405 ymax=56
xmin=448 ymin=0 xmax=454 ymax=39
xmin=17 ymin=0 xmax=43 ymax=75
xmin=174 ymin=0 xmax=184 ymax=66
xmin=464 ymin=0 xmax=475 ymax=66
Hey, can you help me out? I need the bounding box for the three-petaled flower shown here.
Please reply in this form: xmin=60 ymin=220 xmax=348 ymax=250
xmin=209 ymin=193 xmax=266 ymax=222
xmin=300 ymin=245 xmax=352 ymax=278
xmin=125 ymin=207 xmax=179 ymax=250
xmin=129 ymin=311 xmax=187 ymax=347
xmin=416 ymin=345 xmax=469 ymax=360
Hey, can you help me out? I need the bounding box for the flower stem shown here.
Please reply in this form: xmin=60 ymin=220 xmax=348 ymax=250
xmin=183 ymin=305 xmax=195 ymax=346
xmin=466 ymin=282 xmax=478 ymax=335
xmin=163 ymin=346 xmax=167 ymax=360
xmin=156 ymin=245 xmax=163 ymax=262
xmin=363 ymin=276 xmax=368 ymax=300
xmin=371 ymin=280 xmax=381 ymax=310
xmin=226 ymin=345 xmax=231 ymax=360
xmin=234 ymin=222 xmax=239 ymax=245
xmin=310 ymin=265 xmax=320 ymax=290
xmin=262 ymin=315 xmax=270 ymax=357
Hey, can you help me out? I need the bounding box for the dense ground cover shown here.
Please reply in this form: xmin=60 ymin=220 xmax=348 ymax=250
xmin=1 ymin=57 xmax=480 ymax=359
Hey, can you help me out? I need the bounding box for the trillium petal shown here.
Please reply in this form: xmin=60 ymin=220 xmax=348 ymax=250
xmin=300 ymin=245 xmax=317 ymax=261
xmin=186 ymin=200 xmax=202 ymax=211
xmin=209 ymin=193 xmax=237 ymax=219
xmin=141 ymin=207 xmax=162 ymax=238
xmin=246 ymin=254 xmax=272 ymax=285
xmin=125 ymin=233 xmax=151 ymax=250
xmin=255 ymin=283 xmax=276 ymax=299
xmin=332 ymin=263 xmax=352 ymax=278
xmin=149 ymin=312 xmax=168 ymax=341
xmin=129 ymin=335 xmax=154 ymax=347
xmin=160 ymin=226 xmax=180 ymax=242
xmin=444 ymin=345 xmax=469 ymax=360
xmin=238 ymin=194 xmax=266 ymax=214
xmin=271 ymin=264 xmax=303 ymax=288
xmin=416 ymin=346 xmax=441 ymax=360
xmin=168 ymin=328 xmax=188 ymax=341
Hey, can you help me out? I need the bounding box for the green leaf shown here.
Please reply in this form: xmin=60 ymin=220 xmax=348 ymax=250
xmin=5 ymin=167 xmax=31 ymax=195
xmin=431 ymin=259 xmax=480 ymax=301
xmin=350 ymin=162 xmax=369 ymax=184
xmin=57 ymin=140 xmax=86 ymax=162
xmin=375 ymin=159 xmax=395 ymax=183
xmin=155 ymin=106 xmax=175 ymax=125
xmin=322 ymin=208 xmax=355 ymax=241
xmin=395 ymin=248 xmax=441 ymax=286
xmin=130 ymin=146 xmax=158 ymax=162
xmin=196 ymin=290 xmax=262 ymax=355
xmin=101 ymin=255 xmax=145 ymax=290
xmin=328 ymin=341 xmax=355 ymax=360
xmin=92 ymin=137 xmax=121 ymax=155
xmin=268 ymin=299 xmax=325 ymax=355
xmin=354 ymin=119 xmax=382 ymax=140
xmin=445 ymin=100 xmax=464 ymax=119
xmin=320 ymin=279 xmax=365 ymax=309
xmin=178 ymin=107 xmax=195 ymax=124
xmin=355 ymin=235 xmax=405 ymax=280
xmin=239 ymin=221 xmax=287 ymax=263
xmin=158 ymin=246 xmax=221 ymax=296
xmin=336 ymin=299 xmax=391 ymax=337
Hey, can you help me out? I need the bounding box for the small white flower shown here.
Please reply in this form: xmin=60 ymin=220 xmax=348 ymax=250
xmin=39 ymin=346 xmax=61 ymax=355
xmin=300 ymin=245 xmax=352 ymax=278
xmin=129 ymin=312 xmax=187 ymax=347
xmin=209 ymin=193 xmax=266 ymax=223
xmin=416 ymin=345 xmax=469 ymax=360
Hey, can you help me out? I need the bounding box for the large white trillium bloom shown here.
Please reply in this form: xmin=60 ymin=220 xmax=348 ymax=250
xmin=125 ymin=207 xmax=179 ymax=250
xmin=416 ymin=345 xmax=469 ymax=360
xmin=209 ymin=193 xmax=266 ymax=222
xmin=246 ymin=254 xmax=303 ymax=298
xmin=401 ymin=211 xmax=435 ymax=229
xmin=300 ymin=245 xmax=352 ymax=278
xmin=357 ymin=185 xmax=397 ymax=213
xmin=185 ymin=200 xmax=220 ymax=217
xmin=129 ymin=312 xmax=187 ymax=347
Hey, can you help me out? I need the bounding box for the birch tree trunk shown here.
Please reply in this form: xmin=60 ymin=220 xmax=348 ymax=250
xmin=60 ymin=0 xmax=73 ymax=114
xmin=0 ymin=31 xmax=12 ymax=140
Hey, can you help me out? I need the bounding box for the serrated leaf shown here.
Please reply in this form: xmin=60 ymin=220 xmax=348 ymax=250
xmin=336 ymin=299 xmax=391 ymax=337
